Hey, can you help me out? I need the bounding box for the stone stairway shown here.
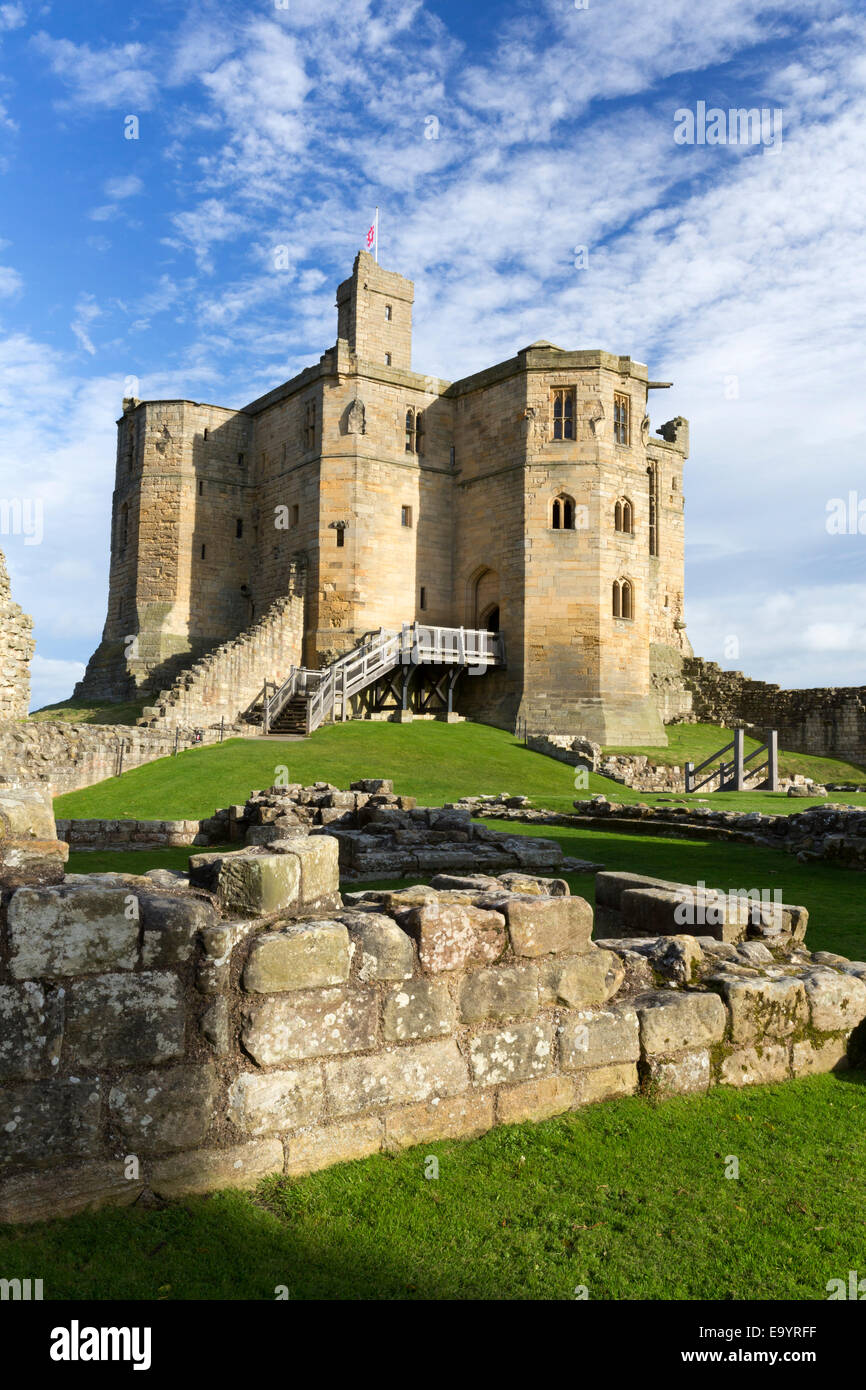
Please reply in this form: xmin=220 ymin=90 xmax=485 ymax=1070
xmin=137 ymin=593 xmax=304 ymax=733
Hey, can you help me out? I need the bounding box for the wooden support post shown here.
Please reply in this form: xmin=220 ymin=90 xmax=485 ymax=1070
xmin=733 ymin=728 xmax=745 ymax=792
xmin=219 ymin=716 xmax=224 ymax=743
xmin=766 ymin=729 xmax=779 ymax=792
xmin=685 ymin=760 xmax=694 ymax=794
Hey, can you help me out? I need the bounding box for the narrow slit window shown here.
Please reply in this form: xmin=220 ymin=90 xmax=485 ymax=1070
xmin=385 ymin=304 xmax=393 ymax=321
xmin=420 ymin=586 xmax=427 ymax=610
xmin=402 ymin=505 xmax=413 ymax=527
xmin=236 ymin=518 xmax=243 ymax=538
xmin=290 ymin=504 xmax=299 ymax=527
xmin=303 ymin=401 xmax=316 ymax=451
xmin=201 ymin=544 xmax=206 ymax=560
xmin=336 ymin=527 xmax=345 ymax=548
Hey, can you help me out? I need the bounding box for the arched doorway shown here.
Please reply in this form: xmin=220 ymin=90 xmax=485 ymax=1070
xmin=469 ymin=565 xmax=500 ymax=629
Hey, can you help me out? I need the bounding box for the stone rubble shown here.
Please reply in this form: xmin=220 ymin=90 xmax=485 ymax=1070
xmin=1 ymin=786 xmax=864 ymax=1224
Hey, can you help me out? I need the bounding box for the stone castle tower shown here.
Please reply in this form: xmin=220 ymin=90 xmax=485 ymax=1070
xmin=76 ymin=251 xmax=691 ymax=743
xmin=0 ymin=548 xmax=34 ymax=719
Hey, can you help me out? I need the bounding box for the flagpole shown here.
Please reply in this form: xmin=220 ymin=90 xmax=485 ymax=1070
xmin=375 ymin=206 xmax=379 ymax=263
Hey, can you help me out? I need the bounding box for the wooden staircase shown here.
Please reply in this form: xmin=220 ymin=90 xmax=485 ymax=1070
xmin=243 ymin=623 xmax=505 ymax=737
xmin=267 ymin=694 xmax=309 ymax=734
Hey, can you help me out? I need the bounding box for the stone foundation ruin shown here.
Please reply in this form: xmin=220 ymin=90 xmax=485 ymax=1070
xmin=57 ymin=779 xmax=602 ymax=877
xmin=1 ymin=787 xmax=865 ymax=1225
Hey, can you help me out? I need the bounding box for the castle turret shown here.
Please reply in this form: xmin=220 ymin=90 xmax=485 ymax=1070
xmin=336 ymin=251 xmax=414 ymax=370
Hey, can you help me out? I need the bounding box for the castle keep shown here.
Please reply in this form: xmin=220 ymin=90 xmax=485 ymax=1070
xmin=77 ymin=251 xmax=691 ymax=743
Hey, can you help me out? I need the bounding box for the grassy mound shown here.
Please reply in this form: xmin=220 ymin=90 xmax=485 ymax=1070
xmin=29 ymin=697 xmax=148 ymax=726
xmin=53 ymin=720 xmax=866 ymax=823
xmin=605 ymin=721 xmax=866 ymax=784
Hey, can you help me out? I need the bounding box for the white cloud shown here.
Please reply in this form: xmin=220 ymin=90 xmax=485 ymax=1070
xmin=0 ymin=264 xmax=22 ymax=296
xmin=16 ymin=0 xmax=866 ymax=693
xmin=0 ymin=3 xmax=25 ymax=33
xmin=30 ymin=32 xmax=158 ymax=108
xmin=70 ymin=294 xmax=101 ymax=355
xmin=104 ymin=174 xmax=142 ymax=199
xmin=167 ymin=199 xmax=251 ymax=272
xmin=29 ymin=655 xmax=86 ymax=711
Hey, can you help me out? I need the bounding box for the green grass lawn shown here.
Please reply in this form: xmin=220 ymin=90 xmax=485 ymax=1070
xmin=30 ymin=719 xmax=866 ymax=1299
xmin=479 ymin=820 xmax=866 ymax=960
xmin=67 ymin=822 xmax=866 ymax=960
xmin=66 ymin=845 xmax=235 ymax=876
xmin=1 ymin=1073 xmax=864 ymax=1300
xmin=606 ymin=721 xmax=866 ymax=784
xmin=53 ymin=720 xmax=866 ymax=823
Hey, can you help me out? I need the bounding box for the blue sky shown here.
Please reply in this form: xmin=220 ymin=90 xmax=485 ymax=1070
xmin=0 ymin=0 xmax=864 ymax=708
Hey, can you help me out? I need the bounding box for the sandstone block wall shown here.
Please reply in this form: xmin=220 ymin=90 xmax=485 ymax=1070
xmin=0 ymin=549 xmax=34 ymax=719
xmin=0 ymin=721 xmax=243 ymax=800
xmin=2 ymin=791 xmax=864 ymax=1225
xmin=79 ymin=252 xmax=691 ymax=745
xmin=139 ymin=584 xmax=305 ymax=732
xmin=684 ymin=659 xmax=866 ymax=766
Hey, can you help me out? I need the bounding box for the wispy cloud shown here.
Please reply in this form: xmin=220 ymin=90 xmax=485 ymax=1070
xmin=0 ymin=263 xmax=22 ymax=296
xmin=30 ymin=32 xmax=158 ymax=108
xmin=5 ymin=0 xmax=865 ymax=696
xmin=70 ymin=294 xmax=101 ymax=354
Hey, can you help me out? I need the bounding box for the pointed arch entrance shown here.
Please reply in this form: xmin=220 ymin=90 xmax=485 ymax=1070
xmin=467 ymin=565 xmax=500 ymax=630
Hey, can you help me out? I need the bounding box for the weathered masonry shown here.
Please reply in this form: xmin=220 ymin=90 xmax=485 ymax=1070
xmin=1 ymin=787 xmax=864 ymax=1225
xmin=76 ymin=251 xmax=691 ymax=745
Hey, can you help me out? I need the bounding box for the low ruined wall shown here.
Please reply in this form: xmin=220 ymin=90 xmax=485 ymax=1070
xmin=527 ymin=732 xmax=777 ymax=794
xmin=0 ymin=721 xmax=251 ymax=799
xmin=2 ymin=797 xmax=865 ymax=1224
xmin=56 ymin=818 xmax=207 ymax=849
xmin=55 ymin=781 xmax=584 ymax=878
xmin=685 ymin=658 xmax=866 ymax=766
